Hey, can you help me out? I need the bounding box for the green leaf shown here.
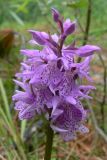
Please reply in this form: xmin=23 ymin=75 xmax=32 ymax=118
xmin=0 ymin=78 xmax=12 ymax=123
xmin=16 ymin=0 xmax=31 ymax=14
xmin=9 ymin=10 xmax=24 ymax=26
xmin=67 ymin=0 xmax=88 ymax=9
xmin=21 ymin=120 xmax=27 ymax=141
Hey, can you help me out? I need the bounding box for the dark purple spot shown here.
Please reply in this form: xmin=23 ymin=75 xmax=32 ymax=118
xmin=44 ymin=60 xmax=48 ymax=64
xmin=55 ymin=90 xmax=59 ymax=96
xmin=80 ymin=89 xmax=84 ymax=92
xmin=71 ymin=67 xmax=76 ymax=72
xmin=61 ymin=67 xmax=65 ymax=72
xmin=73 ymin=74 xmax=78 ymax=80
xmin=57 ymin=59 xmax=62 ymax=69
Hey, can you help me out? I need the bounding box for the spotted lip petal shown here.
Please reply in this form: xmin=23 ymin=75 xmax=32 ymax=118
xmin=50 ymin=101 xmax=86 ymax=141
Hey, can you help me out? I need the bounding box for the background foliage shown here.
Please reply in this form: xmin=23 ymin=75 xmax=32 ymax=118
xmin=0 ymin=0 xmax=107 ymax=159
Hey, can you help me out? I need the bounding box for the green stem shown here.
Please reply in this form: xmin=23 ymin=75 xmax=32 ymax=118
xmin=44 ymin=124 xmax=54 ymax=160
xmin=78 ymin=0 xmax=92 ymax=63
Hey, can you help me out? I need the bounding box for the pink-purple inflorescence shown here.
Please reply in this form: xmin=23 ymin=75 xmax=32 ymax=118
xmin=12 ymin=8 xmax=100 ymax=141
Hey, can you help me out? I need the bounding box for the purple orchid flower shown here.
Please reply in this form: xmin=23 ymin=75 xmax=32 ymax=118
xmin=12 ymin=8 xmax=100 ymax=141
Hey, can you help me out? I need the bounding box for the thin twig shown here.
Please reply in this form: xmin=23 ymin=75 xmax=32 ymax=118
xmin=86 ymin=101 xmax=107 ymax=143
xmin=65 ymin=132 xmax=93 ymax=160
xmin=78 ymin=0 xmax=92 ymax=62
xmin=83 ymin=0 xmax=92 ymax=45
xmin=98 ymin=54 xmax=107 ymax=130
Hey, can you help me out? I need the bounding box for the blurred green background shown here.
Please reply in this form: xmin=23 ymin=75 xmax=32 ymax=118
xmin=0 ymin=0 xmax=107 ymax=160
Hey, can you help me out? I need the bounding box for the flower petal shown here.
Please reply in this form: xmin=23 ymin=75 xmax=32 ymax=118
xmin=29 ymin=30 xmax=49 ymax=45
xmin=76 ymin=45 xmax=101 ymax=57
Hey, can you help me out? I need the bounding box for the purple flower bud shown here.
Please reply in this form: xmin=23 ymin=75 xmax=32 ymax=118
xmin=63 ymin=19 xmax=76 ymax=36
xmin=51 ymin=8 xmax=60 ymax=22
